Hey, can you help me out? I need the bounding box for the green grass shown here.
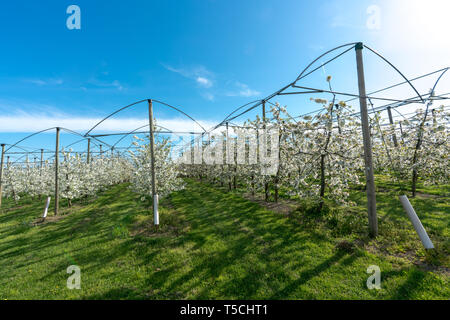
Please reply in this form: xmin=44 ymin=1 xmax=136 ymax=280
xmin=0 ymin=180 xmax=448 ymax=299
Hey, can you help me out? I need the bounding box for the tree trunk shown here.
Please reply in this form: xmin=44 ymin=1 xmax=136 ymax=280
xmin=274 ymin=176 xmax=279 ymax=203
xmin=411 ymin=105 xmax=430 ymax=197
xmin=264 ymin=182 xmax=269 ymax=202
xmin=318 ymin=154 xmax=326 ymax=212
xmin=251 ymin=175 xmax=255 ymax=196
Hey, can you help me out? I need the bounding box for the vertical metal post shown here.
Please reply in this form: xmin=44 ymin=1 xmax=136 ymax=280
xmin=40 ymin=149 xmax=44 ymax=169
xmin=399 ymin=121 xmax=405 ymax=144
xmin=148 ymin=99 xmax=159 ymax=226
xmin=190 ymin=133 xmax=195 ymax=168
xmin=0 ymin=144 xmax=5 ymax=208
xmin=387 ymin=106 xmax=398 ymax=147
xmin=355 ymin=42 xmax=378 ymax=237
xmin=226 ymin=122 xmax=232 ymax=191
xmin=55 ymin=127 xmax=60 ymax=215
xmin=262 ymin=100 xmax=266 ymax=125
xmin=99 ymin=144 xmax=103 ymax=158
xmin=262 ymin=100 xmax=269 ymax=202
xmin=87 ymin=138 xmax=91 ymax=164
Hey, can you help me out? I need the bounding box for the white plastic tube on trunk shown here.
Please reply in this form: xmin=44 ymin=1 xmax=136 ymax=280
xmin=399 ymin=195 xmax=434 ymax=249
xmin=153 ymin=194 xmax=159 ymax=226
xmin=43 ymin=196 xmax=51 ymax=219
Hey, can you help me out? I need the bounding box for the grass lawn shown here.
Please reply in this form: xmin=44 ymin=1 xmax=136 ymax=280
xmin=0 ymin=179 xmax=448 ymax=299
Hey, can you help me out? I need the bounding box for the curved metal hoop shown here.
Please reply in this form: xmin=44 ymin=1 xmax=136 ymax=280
xmin=84 ymin=99 xmax=148 ymax=137
xmin=152 ymin=100 xmax=207 ymax=132
xmin=363 ymin=44 xmax=424 ymax=103
xmin=84 ymin=99 xmax=207 ymax=138
xmin=5 ymin=127 xmax=57 ymax=153
xmin=110 ymin=123 xmax=186 ymax=149
xmin=295 ymin=42 xmax=358 ymax=81
xmin=427 ymin=67 xmax=449 ymax=104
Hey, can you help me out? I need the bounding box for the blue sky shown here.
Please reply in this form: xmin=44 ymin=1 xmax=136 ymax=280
xmin=0 ymin=0 xmax=449 ymax=158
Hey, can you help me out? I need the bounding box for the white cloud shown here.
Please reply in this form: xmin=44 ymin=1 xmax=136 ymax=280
xmin=24 ymin=78 xmax=64 ymax=86
xmin=111 ymin=80 xmax=123 ymax=91
xmin=162 ymin=64 xmax=187 ymax=77
xmin=162 ymin=64 xmax=215 ymax=100
xmin=201 ymin=92 xmax=215 ymax=101
xmin=86 ymin=78 xmax=124 ymax=91
xmin=238 ymin=84 xmax=261 ymax=97
xmin=0 ymin=114 xmax=217 ymax=134
xmin=226 ymin=82 xmax=261 ymax=97
xmin=196 ymin=76 xmax=213 ymax=88
xmin=162 ymin=64 xmax=261 ymax=100
xmin=163 ymin=64 xmax=214 ymax=87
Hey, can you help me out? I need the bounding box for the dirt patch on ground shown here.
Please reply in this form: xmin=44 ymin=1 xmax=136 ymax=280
xmin=414 ymin=192 xmax=442 ymax=199
xmin=412 ymin=260 xmax=450 ymax=276
xmin=131 ymin=222 xmax=182 ymax=238
xmin=375 ymin=187 xmax=443 ymax=199
xmin=364 ymin=242 xmax=450 ymax=277
xmin=131 ymin=200 xmax=189 ymax=238
xmin=32 ymin=215 xmax=65 ymax=225
xmin=242 ymin=193 xmax=298 ymax=216
xmin=32 ymin=204 xmax=83 ymax=226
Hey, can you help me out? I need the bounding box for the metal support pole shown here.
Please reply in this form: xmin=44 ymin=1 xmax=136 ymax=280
xmin=40 ymin=149 xmax=44 ymax=169
xmin=355 ymin=42 xmax=378 ymax=237
xmin=399 ymin=121 xmax=405 ymax=144
xmin=0 ymin=144 xmax=5 ymax=208
xmin=148 ymin=99 xmax=159 ymax=226
xmin=262 ymin=101 xmax=269 ymax=202
xmin=99 ymin=144 xmax=103 ymax=158
xmin=226 ymin=122 xmax=232 ymax=191
xmin=55 ymin=127 xmax=60 ymax=215
xmin=262 ymin=100 xmax=266 ymax=125
xmin=87 ymin=138 xmax=91 ymax=164
xmin=387 ymin=106 xmax=398 ymax=147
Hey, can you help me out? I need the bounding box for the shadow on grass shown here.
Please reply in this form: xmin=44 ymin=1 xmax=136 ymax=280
xmin=0 ymin=179 xmax=447 ymax=299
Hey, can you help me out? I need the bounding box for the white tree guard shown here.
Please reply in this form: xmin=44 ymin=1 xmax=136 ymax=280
xmin=399 ymin=195 xmax=434 ymax=249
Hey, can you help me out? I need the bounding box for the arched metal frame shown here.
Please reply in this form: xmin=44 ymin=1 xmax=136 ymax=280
xmin=1 ymin=42 xmax=448 ymax=162
xmin=82 ymin=99 xmax=210 ymax=158
xmin=4 ymin=127 xmax=109 ymax=166
xmin=180 ymin=42 xmax=449 ymax=155
xmin=84 ymin=99 xmax=207 ymax=138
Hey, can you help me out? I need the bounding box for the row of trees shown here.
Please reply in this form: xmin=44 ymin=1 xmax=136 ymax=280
xmin=1 ymin=129 xmax=185 ymax=211
xmin=179 ymin=100 xmax=449 ymax=207
xmin=1 ymin=151 xmax=132 ymax=204
xmin=1 ymin=100 xmax=448 ymax=213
